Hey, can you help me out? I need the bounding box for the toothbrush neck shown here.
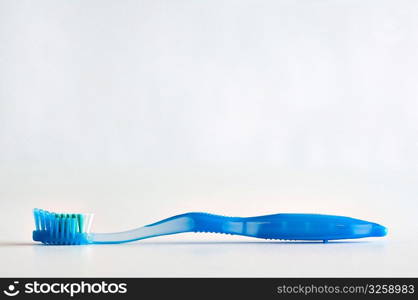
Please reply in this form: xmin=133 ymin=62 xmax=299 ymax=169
xmin=90 ymin=212 xmax=240 ymax=244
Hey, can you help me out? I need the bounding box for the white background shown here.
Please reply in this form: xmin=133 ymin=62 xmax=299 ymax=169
xmin=0 ymin=0 xmax=417 ymax=277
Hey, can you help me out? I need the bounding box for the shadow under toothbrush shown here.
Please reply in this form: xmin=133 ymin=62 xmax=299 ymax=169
xmin=120 ymin=240 xmax=375 ymax=246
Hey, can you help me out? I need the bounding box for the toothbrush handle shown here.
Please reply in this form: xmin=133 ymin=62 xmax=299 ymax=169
xmin=190 ymin=212 xmax=385 ymax=241
xmin=90 ymin=212 xmax=386 ymax=243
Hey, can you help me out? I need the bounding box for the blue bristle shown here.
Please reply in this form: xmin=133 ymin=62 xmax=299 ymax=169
xmin=32 ymin=208 xmax=92 ymax=245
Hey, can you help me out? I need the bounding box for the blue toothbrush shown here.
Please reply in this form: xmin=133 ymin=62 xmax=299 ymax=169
xmin=32 ymin=208 xmax=387 ymax=245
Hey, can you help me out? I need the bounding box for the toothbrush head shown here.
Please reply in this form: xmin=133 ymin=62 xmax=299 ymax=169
xmin=32 ymin=208 xmax=94 ymax=245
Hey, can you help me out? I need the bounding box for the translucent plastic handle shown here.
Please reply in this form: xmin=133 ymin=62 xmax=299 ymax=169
xmin=90 ymin=214 xmax=195 ymax=244
xmin=188 ymin=213 xmax=387 ymax=241
xmin=90 ymin=212 xmax=387 ymax=243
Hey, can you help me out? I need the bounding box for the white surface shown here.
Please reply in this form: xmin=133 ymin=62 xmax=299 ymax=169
xmin=1 ymin=167 xmax=417 ymax=277
xmin=0 ymin=236 xmax=416 ymax=277
xmin=1 ymin=0 xmax=418 ymax=277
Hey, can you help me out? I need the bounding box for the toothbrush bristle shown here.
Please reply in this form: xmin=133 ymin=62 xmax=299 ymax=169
xmin=32 ymin=208 xmax=93 ymax=245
